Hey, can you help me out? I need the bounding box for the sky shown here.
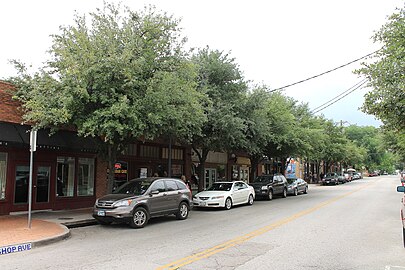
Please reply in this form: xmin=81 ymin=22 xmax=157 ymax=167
xmin=1 ymin=0 xmax=403 ymax=127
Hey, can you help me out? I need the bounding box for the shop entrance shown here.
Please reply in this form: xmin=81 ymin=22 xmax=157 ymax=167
xmin=205 ymin=168 xmax=217 ymax=189
xmin=13 ymin=164 xmax=53 ymax=211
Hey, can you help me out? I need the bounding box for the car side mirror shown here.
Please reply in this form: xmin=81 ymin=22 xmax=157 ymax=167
xmin=397 ymin=186 xmax=405 ymax=193
xmin=150 ymin=190 xmax=160 ymax=196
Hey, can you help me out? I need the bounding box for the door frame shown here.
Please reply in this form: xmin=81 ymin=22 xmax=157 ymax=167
xmin=11 ymin=162 xmax=54 ymax=212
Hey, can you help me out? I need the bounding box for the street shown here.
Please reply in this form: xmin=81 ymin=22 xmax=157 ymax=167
xmin=2 ymin=175 xmax=404 ymax=270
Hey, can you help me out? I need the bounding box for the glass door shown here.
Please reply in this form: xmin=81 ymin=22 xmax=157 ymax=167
xmin=205 ymin=168 xmax=217 ymax=189
xmin=14 ymin=164 xmax=51 ymax=209
xmin=35 ymin=166 xmax=50 ymax=203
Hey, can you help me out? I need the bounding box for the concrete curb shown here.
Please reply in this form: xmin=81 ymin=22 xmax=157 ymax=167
xmin=31 ymin=224 xmax=70 ymax=248
xmin=62 ymin=218 xmax=98 ymax=229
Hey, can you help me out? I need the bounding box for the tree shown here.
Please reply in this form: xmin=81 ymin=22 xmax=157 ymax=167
xmin=264 ymin=93 xmax=313 ymax=175
xmin=190 ymin=48 xmax=248 ymax=191
xmin=355 ymin=8 xmax=405 ymax=129
xmin=240 ymin=86 xmax=274 ymax=180
xmin=10 ymin=3 xmax=206 ymax=193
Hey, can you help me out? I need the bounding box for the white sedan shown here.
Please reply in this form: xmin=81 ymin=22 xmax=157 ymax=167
xmin=193 ymin=181 xmax=255 ymax=210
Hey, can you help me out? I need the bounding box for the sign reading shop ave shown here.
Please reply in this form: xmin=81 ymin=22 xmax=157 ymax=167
xmin=0 ymin=243 xmax=31 ymax=255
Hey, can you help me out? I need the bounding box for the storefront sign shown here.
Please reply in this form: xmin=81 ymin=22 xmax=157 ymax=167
xmin=0 ymin=243 xmax=31 ymax=255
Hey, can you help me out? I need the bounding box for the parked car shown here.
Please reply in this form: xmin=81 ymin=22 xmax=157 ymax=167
xmin=93 ymin=177 xmax=192 ymax=228
xmin=249 ymin=174 xmax=288 ymax=200
xmin=286 ymin=177 xmax=308 ymax=196
xmin=321 ymin=172 xmax=339 ymax=185
xmin=193 ymin=181 xmax=255 ymax=210
xmin=368 ymin=172 xmax=378 ymax=177
xmin=353 ymin=172 xmax=362 ymax=180
xmin=396 ymin=185 xmax=405 ymax=247
xmin=338 ymin=173 xmax=347 ymax=184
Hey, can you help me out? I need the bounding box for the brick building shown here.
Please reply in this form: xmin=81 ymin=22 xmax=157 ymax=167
xmin=0 ymin=80 xmax=198 ymax=215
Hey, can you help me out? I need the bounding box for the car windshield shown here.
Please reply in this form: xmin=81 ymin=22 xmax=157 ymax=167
xmin=113 ymin=180 xmax=152 ymax=195
xmin=253 ymin=176 xmax=273 ymax=183
xmin=325 ymin=173 xmax=335 ymax=177
xmin=207 ymin=183 xmax=233 ymax=191
xmin=286 ymin=178 xmax=296 ymax=184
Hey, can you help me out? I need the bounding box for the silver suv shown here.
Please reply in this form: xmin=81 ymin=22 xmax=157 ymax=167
xmin=93 ymin=177 xmax=191 ymax=228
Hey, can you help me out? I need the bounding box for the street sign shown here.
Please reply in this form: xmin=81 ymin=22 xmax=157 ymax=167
xmin=28 ymin=129 xmax=37 ymax=228
xmin=30 ymin=130 xmax=37 ymax=152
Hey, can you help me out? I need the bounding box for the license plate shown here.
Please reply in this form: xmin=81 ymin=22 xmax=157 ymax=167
xmin=200 ymin=202 xmax=206 ymax=206
xmin=97 ymin=210 xmax=106 ymax=216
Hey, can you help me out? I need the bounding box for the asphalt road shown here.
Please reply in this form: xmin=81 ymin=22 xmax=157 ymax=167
xmin=3 ymin=175 xmax=405 ymax=270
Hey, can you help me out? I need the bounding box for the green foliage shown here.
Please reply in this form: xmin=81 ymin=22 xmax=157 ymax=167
xmin=11 ymin=3 xmax=205 ymax=145
xmin=355 ymin=8 xmax=405 ymax=129
xmin=9 ymin=3 xmax=206 ymax=192
xmin=191 ymin=48 xmax=248 ymax=152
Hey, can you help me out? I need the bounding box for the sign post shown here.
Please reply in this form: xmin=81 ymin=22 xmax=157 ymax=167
xmin=28 ymin=130 xmax=37 ymax=229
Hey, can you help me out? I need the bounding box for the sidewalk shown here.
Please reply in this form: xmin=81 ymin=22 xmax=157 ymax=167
xmin=0 ymin=208 xmax=97 ymax=254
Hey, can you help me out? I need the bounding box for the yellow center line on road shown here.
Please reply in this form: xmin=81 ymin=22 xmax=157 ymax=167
xmin=157 ymin=182 xmax=375 ymax=270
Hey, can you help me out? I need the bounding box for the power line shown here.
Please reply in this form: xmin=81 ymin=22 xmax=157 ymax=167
xmin=269 ymin=49 xmax=380 ymax=93
xmin=311 ymin=78 xmax=368 ymax=112
xmin=312 ymin=79 xmax=368 ymax=114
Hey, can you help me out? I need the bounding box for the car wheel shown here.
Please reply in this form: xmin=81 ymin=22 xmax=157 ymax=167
xmin=304 ymin=186 xmax=308 ymax=194
xmin=293 ymin=188 xmax=298 ymax=196
xmin=129 ymin=207 xmax=148 ymax=229
xmin=176 ymin=202 xmax=189 ymax=220
xmin=267 ymin=190 xmax=273 ymax=200
xmin=282 ymin=188 xmax=287 ymax=198
xmin=225 ymin=197 xmax=232 ymax=210
xmin=247 ymin=194 xmax=254 ymax=205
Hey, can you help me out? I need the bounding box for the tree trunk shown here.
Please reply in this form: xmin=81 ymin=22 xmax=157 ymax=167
xmin=249 ymin=155 xmax=260 ymax=182
xmin=107 ymin=143 xmax=118 ymax=194
xmin=192 ymin=146 xmax=209 ymax=192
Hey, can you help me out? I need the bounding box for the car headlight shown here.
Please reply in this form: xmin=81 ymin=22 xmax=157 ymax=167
xmin=261 ymin=186 xmax=268 ymax=190
xmin=113 ymin=200 xmax=133 ymax=207
xmin=211 ymin=196 xmax=224 ymax=200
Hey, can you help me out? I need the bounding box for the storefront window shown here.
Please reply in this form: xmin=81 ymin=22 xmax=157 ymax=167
xmin=0 ymin=153 xmax=6 ymax=200
xmin=78 ymin=158 xmax=95 ymax=196
xmin=57 ymin=157 xmax=75 ymax=197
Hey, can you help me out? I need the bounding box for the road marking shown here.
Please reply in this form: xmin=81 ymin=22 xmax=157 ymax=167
xmin=157 ymin=184 xmax=372 ymax=270
xmin=386 ymin=267 xmax=405 ymax=270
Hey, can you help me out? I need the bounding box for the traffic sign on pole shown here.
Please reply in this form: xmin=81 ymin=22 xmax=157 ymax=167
xmin=28 ymin=130 xmax=37 ymax=228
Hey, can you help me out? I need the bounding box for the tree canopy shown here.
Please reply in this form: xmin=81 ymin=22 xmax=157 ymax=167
xmin=10 ymin=3 xmax=206 ymax=192
xmin=356 ymin=8 xmax=405 ymax=129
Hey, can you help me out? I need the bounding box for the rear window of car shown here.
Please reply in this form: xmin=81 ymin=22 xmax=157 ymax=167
xmin=165 ymin=180 xmax=179 ymax=191
xmin=176 ymin=181 xmax=188 ymax=190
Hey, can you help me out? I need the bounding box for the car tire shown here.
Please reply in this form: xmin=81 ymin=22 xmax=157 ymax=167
xmin=304 ymin=186 xmax=308 ymax=194
xmin=225 ymin=197 xmax=232 ymax=210
xmin=129 ymin=207 xmax=148 ymax=229
xmin=247 ymin=194 xmax=254 ymax=205
xmin=267 ymin=190 xmax=273 ymax=201
xmin=282 ymin=188 xmax=287 ymax=198
xmin=293 ymin=188 xmax=298 ymax=196
xmin=176 ymin=202 xmax=189 ymax=220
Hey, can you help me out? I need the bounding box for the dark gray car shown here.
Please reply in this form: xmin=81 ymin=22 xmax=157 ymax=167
xmin=249 ymin=174 xmax=288 ymax=200
xmin=93 ymin=177 xmax=191 ymax=228
xmin=286 ymin=177 xmax=308 ymax=196
xmin=321 ymin=172 xmax=339 ymax=185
